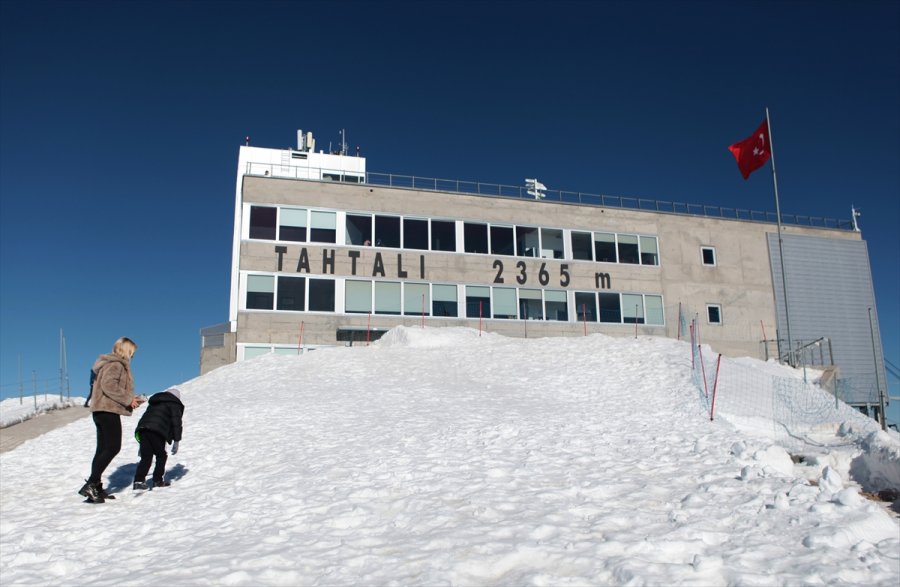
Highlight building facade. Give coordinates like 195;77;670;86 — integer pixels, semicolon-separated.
200;131;888;415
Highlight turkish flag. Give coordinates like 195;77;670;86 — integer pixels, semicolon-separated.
728;120;771;179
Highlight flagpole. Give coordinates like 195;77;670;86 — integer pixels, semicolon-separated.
766;107;793;365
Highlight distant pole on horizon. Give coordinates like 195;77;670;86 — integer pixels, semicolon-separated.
766;107;794;366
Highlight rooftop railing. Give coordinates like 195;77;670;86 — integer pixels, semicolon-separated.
245;162;855;230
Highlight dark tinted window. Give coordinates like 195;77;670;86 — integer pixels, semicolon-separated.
346;214;372;246
403;218;429;250
431;220;456;251
375;215;401;248
308;279;335;312
490;226;514;256
572;232;593;260
575;292;597;321
464;223;488;254
249;206;276;240
598;292;621;323
277;276;305;311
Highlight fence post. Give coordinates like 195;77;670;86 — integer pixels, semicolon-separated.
710;354;722;420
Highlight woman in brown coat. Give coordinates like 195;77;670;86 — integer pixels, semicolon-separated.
78;337;144;503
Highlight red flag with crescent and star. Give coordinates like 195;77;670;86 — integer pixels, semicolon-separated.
728;120;771;179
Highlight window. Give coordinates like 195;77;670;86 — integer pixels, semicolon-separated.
244;346;271;360
403;218;429;250
516;226;540;257
279;208;307;242
249;206;276;240
572;231;593;261
464;223;488;254
404;282;430;315
490;225;514;256
277;276;305;311
310;211;336;243
545;290;568;321
432;284;458;317
492;287;517;319
519;289;543;320
345;280;372;314
346;214;372;246
645;295;664;325
701;246;716;266
707;304;722;325
575;292;597;321
375;215;400;248
246;275;274;309
598;292;621;323
594;233;617;263
541;228;564;259
308;279;335;312
622;293;644;324
466;285;490;318
431;220;456;252
618;234;640;265
640;236;659;266
374;282;401;315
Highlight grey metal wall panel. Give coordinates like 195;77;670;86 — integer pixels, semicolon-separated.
767;233;886;405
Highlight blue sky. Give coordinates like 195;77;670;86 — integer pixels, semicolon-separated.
1;0;898;422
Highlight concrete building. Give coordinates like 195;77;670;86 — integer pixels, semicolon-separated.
200;130;888;418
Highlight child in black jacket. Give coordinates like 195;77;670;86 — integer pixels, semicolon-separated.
133;387;184;490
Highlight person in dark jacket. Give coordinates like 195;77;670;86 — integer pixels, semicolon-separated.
132;387;184;490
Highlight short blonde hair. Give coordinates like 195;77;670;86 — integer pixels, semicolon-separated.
112;337;138;360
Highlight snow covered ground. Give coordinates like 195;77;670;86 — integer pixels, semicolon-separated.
0;396;83;428
1;327;898;586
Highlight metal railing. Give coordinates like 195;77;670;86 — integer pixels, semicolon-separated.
244;163;855;230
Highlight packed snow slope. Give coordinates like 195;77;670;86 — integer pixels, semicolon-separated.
1;327;898;586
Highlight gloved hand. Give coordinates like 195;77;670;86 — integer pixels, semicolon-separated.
171;441;179;455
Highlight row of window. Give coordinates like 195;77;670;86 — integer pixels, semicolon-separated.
245;274;667;325
247;205;661;265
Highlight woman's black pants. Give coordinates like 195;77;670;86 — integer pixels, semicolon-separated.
88;411;121;484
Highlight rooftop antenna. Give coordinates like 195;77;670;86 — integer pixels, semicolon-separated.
339;129;348;156
525;178;547;200
851;205;862;232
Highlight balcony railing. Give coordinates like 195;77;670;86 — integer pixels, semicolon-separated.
244;163;855;230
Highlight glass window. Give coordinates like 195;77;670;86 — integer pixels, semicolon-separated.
310;211;336;243
701;246;716;266
707;304;722;324
490;225;514;256
464;222;488;254
277;276;305;311
346;214;372;246
374;282;401;315
279;208;307;242
594;233;617;263
599;292;621;323
492;287;517;319
545;290;568;321
249;206;276;240
516;226;540;257
308;278;335;312
345;280;372;314
640;236;659;266
433;284;458;317
618;235;640;264
622;293;644;324
572;231;593;261
403;218;429;250
246;275;274;310
431;220;456;252
466;285;490;318
519;289;543;320
404;282;430;315
541;228;564;259
244;346;271;360
375;215;400;248
645;295;664;325
575;292;597;322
